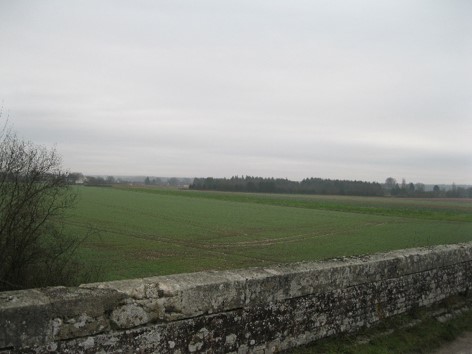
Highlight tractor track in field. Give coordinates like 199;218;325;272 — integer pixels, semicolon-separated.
64;219;392;262
211;221;390;248
63;219;278;265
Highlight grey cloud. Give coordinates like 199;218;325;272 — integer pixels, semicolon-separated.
1;0;471;183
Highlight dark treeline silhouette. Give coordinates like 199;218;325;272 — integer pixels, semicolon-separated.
190;176;384;196
385;178;472;198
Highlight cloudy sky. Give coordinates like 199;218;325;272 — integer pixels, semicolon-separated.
1;1;471;184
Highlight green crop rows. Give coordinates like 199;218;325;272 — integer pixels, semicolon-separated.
66;186;472;281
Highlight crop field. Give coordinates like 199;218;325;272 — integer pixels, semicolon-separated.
66;186;472;281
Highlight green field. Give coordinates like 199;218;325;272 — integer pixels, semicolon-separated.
67;186;472;281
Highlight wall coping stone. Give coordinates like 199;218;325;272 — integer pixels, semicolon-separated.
81;242;472;319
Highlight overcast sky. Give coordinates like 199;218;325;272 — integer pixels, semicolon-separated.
1;1;471;184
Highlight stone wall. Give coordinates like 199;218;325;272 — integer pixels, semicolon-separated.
1;242;472;353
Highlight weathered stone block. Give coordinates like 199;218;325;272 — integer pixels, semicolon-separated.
111;303;151;329
0;289;52;348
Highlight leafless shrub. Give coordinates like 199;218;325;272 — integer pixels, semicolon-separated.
0;112;96;291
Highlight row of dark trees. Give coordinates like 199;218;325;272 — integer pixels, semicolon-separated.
442;185;472;198
191;176;472;198
384;177;472;198
190;176;384;196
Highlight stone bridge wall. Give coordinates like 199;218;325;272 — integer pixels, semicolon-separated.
1;242;472;353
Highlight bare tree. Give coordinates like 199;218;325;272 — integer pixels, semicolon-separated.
384;177;397;190
0;115;89;291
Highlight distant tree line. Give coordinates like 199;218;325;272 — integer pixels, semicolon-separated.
442;184;472;198
144;176;193;187
191;176;472;198
384;177;472;198
66;173;193;188
190;176;384;196
66;172;471;198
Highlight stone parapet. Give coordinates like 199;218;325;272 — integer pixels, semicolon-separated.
1;242;472;353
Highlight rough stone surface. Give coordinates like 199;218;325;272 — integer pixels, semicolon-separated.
1;242;472;353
